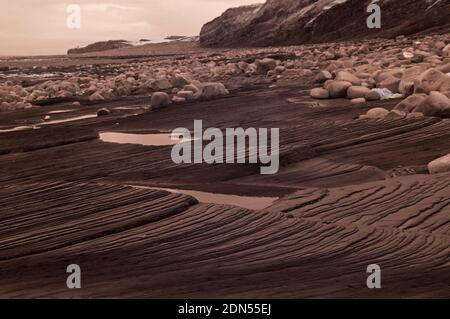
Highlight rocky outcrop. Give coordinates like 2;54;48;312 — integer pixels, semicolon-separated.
68;40;132;55
200;0;450;47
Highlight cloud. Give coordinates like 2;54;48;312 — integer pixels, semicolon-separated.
0;0;261;55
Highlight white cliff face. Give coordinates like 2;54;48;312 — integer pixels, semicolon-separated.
200;0;450;47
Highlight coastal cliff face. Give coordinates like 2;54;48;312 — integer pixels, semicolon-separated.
200;0;450;47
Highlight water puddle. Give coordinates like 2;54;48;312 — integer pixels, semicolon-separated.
100;132;188;146
40;114;97;125
48;109;75;114
129;185;278;210
0;125;39;133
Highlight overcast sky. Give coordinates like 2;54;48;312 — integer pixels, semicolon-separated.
0;0;260;56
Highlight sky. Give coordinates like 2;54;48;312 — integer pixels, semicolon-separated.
0;0;260;56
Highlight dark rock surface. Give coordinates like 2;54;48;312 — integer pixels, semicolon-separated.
200;0;450;47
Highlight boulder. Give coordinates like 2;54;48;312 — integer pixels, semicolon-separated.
177;90;195;100
350;98;366;104
256;58;277;74
365;90;381;101
88;92;105;102
314;70;332;83
151;92;171;109
378;76;401;93
335;71;361;86
385;110;406;120
170;74;190;88
428;154;450;174
200;82;229;99
366;108;389;120
310;88;329;99
150;78;173;91
414;68;446;93
399;66;427;95
394;94;427;112
326;80;352;98
172;96;186;103
347;86;371;99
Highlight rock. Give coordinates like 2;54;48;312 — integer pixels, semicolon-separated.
172;96;186;103
365;90;381;101
394;94;427;112
200;82;229;99
170;74;190;88
414;68;446;93
335;71;361;86
151;92;171;109
347;86;371;99
177;90;195;100
428;154;450;174
326;80;352;98
350;98;366;104
89;92;105;102
150;78;173;91
256;58;277;74
412;92;450;116
399;66;427;95
378;76;401;93
310;88;329;99
366;108;389;120
314;70;332;83
385;110;406;120
275;66;286;74
97;108;111;116
406;112;424;119
425;91;450;112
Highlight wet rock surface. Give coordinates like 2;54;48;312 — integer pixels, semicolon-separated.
0;32;449;299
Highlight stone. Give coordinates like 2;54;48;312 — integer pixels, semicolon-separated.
335;71;361;86
366;107;389;119
350;98;366;104
170;74;190;88
399;66;427;95
314;70;332;83
150;78;173;91
347;86;371;99
88;92;105;102
151;92;171;109
428;154;450;174
200;82;229;99
172;96;186;103
97;108;111;116
378;76;401;93
177;90;195;100
414;68;446;93
365;90;381;101
394;94;427;112
406;112;424;119
385;110;406;120
310;88;329;99
425;91;450;112
275;66;286;74
326;80;352;98
256;58;277;74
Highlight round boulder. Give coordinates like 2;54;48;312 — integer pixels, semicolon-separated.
151;92;171;110
366;107;389;120
326;80;352;98
310;88;329;99
347;86;371;99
